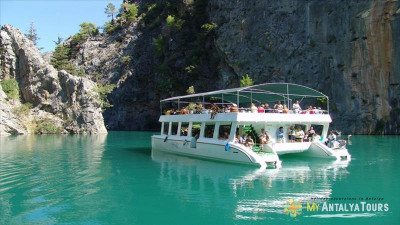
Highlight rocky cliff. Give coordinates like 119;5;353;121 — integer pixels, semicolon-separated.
0;25;107;135
8;0;399;135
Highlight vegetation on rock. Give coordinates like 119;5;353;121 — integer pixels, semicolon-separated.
240;74;254;87
34;118;63;134
94;84;116;110
0;78;20;100
12;103;32;117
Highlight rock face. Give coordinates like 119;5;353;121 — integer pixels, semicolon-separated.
0;25;107;135
0;84;28;135
25;0;399;135
100;0;399;134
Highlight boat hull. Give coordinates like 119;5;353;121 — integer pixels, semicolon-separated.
151;135;280;167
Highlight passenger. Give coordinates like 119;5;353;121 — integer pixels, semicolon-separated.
224;106;230;113
292;100;301;113
295;126;305;142
318;107;322;114
274;101;284;113
339;138;347;148
276;127;285;143
326;130;337;147
239;134;247;144
264;103;272;113
180;108;188;115
282;105;289;113
245;136;254;149
170;108;176;115
250;103;258;113
210;104;219;119
259;128;267;144
230;104;239;113
257;104;265;113
307;106;314;114
165;109;171;115
313;107;319;114
307;126;315;141
201;107;209;114
287;126;296;143
313;132;321;142
224;132;229;139
234;134;239;143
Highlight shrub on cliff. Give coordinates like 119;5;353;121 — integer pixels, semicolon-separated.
94;84;116;110
240;74;254;87
34;118;63;134
0;78;20;100
166;15;183;30
121;3;138;23
71;22;99;45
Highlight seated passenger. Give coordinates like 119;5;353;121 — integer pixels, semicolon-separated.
264;103;272;113
282;105;289;113
292;100;301;113
245;136;254;149
257;104;265;113
230;104;239;113
307;106;314;114
274;101;283;113
276;127;285;143
313;107;319;114
239;134;247;144
210;104;219;119
202;107;209;114
287;126;296;143
250;103;258;113
234;134;239;143
295;126;305;142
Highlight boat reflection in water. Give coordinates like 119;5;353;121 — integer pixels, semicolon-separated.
151;150;350;220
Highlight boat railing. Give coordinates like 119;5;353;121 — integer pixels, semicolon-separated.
162;108;329;115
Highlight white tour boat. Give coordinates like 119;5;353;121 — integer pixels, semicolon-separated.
151;83;351;167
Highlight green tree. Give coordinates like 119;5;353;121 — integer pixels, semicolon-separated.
240;74;254;87
78;22;98;39
121;3;138;22
105;3;118;22
94;84;116;110
51;44;69;70
25;22;39;46
166;15;183;30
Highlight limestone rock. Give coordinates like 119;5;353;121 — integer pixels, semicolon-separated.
0;24;107;134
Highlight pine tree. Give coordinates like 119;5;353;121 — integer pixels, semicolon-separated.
26;22;39;46
50;44;69;70
105;3;118;22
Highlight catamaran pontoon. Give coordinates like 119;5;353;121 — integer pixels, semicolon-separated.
151;83;351;167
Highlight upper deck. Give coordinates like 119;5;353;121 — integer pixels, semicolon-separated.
160;112;332;124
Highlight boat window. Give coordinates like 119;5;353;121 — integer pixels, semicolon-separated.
294;124;306;132
180;122;189;136
204;123;215;138
163;122;169;135
192;122;201;138
310;125;323;135
218;123;231;140
171;122;179;135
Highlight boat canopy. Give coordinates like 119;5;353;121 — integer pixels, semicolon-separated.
161;83;328;106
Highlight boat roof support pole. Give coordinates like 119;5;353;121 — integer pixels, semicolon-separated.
327;97;329;113
178;99;180;110
286;83;289;108
237;91;239;107
202;96;205;107
222;93;224;105
251;89;253;104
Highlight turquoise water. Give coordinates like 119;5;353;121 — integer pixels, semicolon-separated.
0;132;399;224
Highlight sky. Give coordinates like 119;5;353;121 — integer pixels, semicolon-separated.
0;0;123;52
